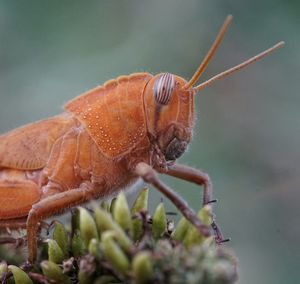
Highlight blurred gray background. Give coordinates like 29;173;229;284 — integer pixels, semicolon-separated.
0;1;299;283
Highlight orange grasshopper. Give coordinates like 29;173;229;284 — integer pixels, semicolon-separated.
0;16;283;262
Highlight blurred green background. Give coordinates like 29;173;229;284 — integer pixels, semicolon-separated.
0;0;299;283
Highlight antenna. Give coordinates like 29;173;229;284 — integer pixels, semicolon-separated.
183;15;233;89
194;41;285;92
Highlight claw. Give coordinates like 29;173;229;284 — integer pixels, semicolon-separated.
166;211;177;216
211;220;230;244
218;238;231;244
207;199;218;204
40;220;54;235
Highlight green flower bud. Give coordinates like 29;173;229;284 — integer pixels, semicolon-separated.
131;188;148;241
53;221;69;257
88;238;100;257
46;239;65;264
131;188;149;214
172;216;190;241
79;207;99;247
132;251;153;284
152;203;166;239
101;231;130;274
8;265;33;284
132;219;143;242
95;208;132;252
71;230;85;257
41;260;71;284
182;206;212;247
199;205;213;226
183;229;204;248
113;192;133;236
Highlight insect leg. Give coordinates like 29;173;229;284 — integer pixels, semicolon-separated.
0;218;27;247
0;218;49;251
134;162;210;237
161;164;214;205
160;163;226;243
0;236;26;248
0;217;27;231
27;187;94;263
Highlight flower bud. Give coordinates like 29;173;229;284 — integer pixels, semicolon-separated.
46;239;65;264
113;192;133;236
131;188;149;214
79;207;99;247
199;205;213;226
172;216;190;241
95;208;132;252
53;221;69;257
152;203;166;239
132;251;153;284
71;230;85;257
8;265;33;284
131;188;149;241
101;231;130;274
88;238;100;258
41;260;71;284
183;206;213;247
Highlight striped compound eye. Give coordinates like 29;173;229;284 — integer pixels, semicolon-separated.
153;73;175;105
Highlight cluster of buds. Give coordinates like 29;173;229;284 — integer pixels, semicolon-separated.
0;188;238;284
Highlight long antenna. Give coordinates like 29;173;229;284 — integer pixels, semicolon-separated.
194;41;285;92
183;15;233;90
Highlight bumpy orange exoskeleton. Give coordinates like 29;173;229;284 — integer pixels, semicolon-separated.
0;16;283;262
